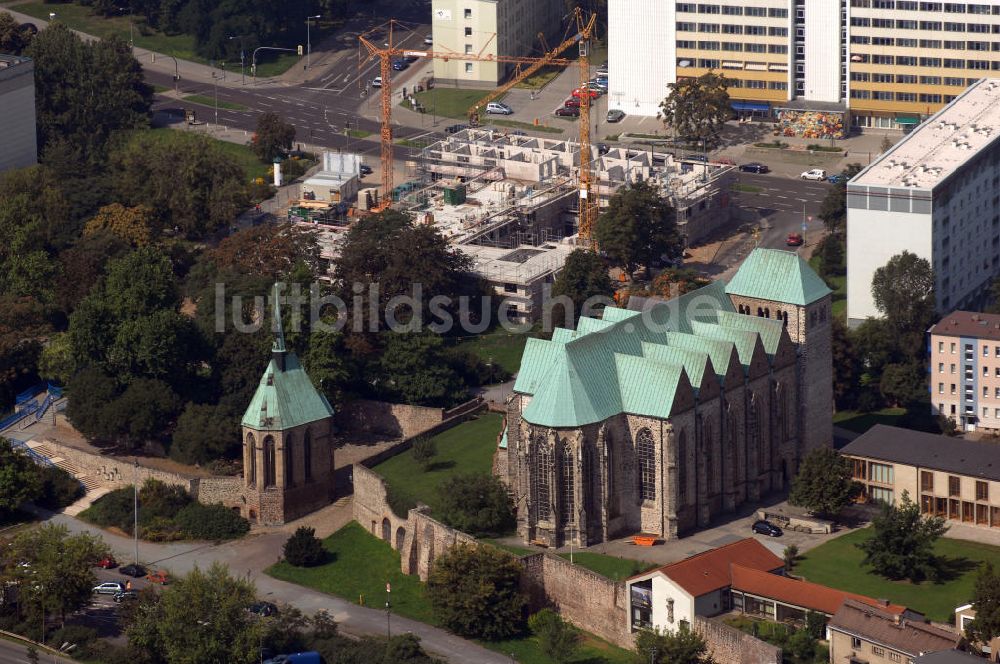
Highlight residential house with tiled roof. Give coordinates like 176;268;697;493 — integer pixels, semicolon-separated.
829;599;959;664
500;248;833;546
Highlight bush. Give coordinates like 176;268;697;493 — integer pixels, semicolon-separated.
385;484;417;519
138;479;192;520
46;624;98;652
410;437;437;472
528;609;580;664
174;502;249;540
139;515;185;542
283;527;326;567
81;487;135;532
436;473;515;537
35;466;84;510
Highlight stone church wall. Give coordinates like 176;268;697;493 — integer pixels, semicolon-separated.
193;477;244;506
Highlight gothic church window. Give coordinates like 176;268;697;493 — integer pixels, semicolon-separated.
304;429;312;481
264;436;276;487
246;433;256;486
561;443;575;524
677;430;688;506
637;428;656;501
532;436;553;522
285;434;294;487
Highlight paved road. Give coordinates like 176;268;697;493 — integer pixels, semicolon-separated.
0;637;73;664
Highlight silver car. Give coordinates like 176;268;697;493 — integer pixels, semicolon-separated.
92;582;124;595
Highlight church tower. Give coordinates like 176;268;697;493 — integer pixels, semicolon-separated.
725;249;834;454
241;285;336;525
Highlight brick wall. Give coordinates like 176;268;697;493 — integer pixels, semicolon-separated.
520;552;633;649
693;617;782;664
337;400;448;440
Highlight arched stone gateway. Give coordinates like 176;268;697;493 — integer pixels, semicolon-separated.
395;527;406;552
381;517;391;542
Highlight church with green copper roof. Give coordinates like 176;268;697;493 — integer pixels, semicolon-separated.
499;248;832;546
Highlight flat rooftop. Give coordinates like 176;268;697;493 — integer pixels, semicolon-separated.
458;242;575;285
852;78;1000;190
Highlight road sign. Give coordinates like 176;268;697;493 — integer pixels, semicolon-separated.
807;215;813;222
802;222;807;232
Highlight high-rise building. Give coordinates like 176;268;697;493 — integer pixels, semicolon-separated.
608;0;1000;134
431;0;563;88
846;78;1000;326
0;55;37;173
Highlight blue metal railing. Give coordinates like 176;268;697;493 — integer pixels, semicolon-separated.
0;400;39;432
9;439;54;468
15;384;44;405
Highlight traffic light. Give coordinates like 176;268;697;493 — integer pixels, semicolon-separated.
297;44;303;56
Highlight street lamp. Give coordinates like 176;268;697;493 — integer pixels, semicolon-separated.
228;34;248;85
306;15;321;70
118;6;133;48
211;71;220;126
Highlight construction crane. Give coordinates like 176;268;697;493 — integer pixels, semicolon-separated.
358;9;600;244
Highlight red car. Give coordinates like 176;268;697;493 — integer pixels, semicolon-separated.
97;556;117;569
555;106;580;117
786;233;804;247
146;570;170;585
571;88;600;99
563;98;580;108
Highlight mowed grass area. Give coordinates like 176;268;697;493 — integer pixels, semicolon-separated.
483;541;656;582
181;94;248;111
268;522;636;664
146;127;269;182
412;88;497;120
372;412;504;515
796;528;997;622
832;407;906;433
12;1;302;76
452;327;531;375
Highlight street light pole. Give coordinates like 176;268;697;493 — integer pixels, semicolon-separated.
251;46;297;85
212;71;219;127
228;35;247;85
306;15;321;70
133;459;139;565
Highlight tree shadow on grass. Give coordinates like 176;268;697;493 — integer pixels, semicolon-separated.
425;460;456;472
933;555;979;583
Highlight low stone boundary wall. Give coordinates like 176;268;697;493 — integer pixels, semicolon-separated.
34;439;198;493
339;397;483;441
695;617;782;664
194;476;244;505
756;508;833;534
357;398;486;469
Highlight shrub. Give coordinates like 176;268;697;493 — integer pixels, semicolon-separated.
138;479;192;520
81;487;135;532
436;473;515;537
46;624;98;652
410;437;437;472
385;484;417;519
35;466;84;510
174;502;249;540
139;515;185;542
283;527;326;567
528;609;580;663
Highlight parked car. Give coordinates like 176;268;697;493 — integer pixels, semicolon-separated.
371;76;382;88
391;59;408;71
403;53;419;63
597;143;610;155
444;123;467;134
800;168;827;180
786;233;804;247
263;653;322;664
751;520;783;537
97;556;117;569
571;88;600;99
827;173;848;184
555;106;580;117
485;102;513;115
563;98;580;108
93;582;125;595
146;570;169;585
113;590;138;603
359;164;372;176
119;564;147;578
249;601;279;618
588;79;608;91
606;109;625;123
596;65;609;77
685;155;708;162
423;34;433;45
739;162;770;174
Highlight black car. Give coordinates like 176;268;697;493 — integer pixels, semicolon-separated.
119;564;147;577
113;590;138;603
444;124;467;134
596;143;610;156
359;164;372;176
751;520;783;537
248;601;279;617
739;162;770;174
391;59;408;71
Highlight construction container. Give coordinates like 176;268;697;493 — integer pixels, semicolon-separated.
442;184;467;205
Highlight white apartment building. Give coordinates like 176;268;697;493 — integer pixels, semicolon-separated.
609;0;1000;135
0;55;37;173
431;0;563;88
846;78;1000;326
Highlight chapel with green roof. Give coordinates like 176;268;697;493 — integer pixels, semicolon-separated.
499;248;832;546
239;286;336;525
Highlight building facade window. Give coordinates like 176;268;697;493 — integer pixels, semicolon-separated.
246;433;256;486
532;436;553;522
285;434;294;487
921;471;934;492
869;462;893;484
303;429;312;481
637;428;656;502
264;435;276;487
677;430;688;506
977;480;989;501
561;443;575;524
949;475;961;496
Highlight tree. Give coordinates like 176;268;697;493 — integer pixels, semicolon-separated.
635;623;714;664
658;71;731;149
784;545;799;574
83;203;158;247
169;402;240;465
0;13;34;54
411;436;438;471
126;562;261;664
832;320;861;410
54;229;129;315
817;164;862;235
436;473;516;537
65;365;121;441
283;526;326;567
38;332;76;387
857;491;949;582
528;609;580;664
0;437;42;519
879;361;927;407
551;249;614;323
427;543;526;640
788;447;861;519
815;234;845;278
871;251;934;331
102;378;182;451
967;562;1000;645
8;523;110;626
595;181;681;277
252;112;296;162
642;268;710;299
0;294;49;406
377;332;467;407
212;223;321;278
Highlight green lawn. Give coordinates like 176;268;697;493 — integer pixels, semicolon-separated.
488;119;564;134
796;528;997;622
734;184;764;193
347;128;372;139
452;327;531;375
269;522;635;664
832;407;906;433
12;1;302;76
146;127;269;182
373;412;504;516
483;541;655;582
413;88;498;120
181;94;248;111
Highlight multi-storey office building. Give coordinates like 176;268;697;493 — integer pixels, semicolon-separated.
431;0;563;87
0;55;37;173
846;78;1000;326
609;0;1000;133
927;310;1000;431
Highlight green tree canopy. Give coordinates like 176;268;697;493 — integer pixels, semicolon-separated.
788;447;861;519
170;402;240;465
528;609;581;664
858;491;949;582
967;562;1000;645
831;320;862;410
595;180;681;277
252;112;296;162
871;251;935;331
427;543;526;640
283;526;326;567
879;361;927;407
376;332;467;407
436;473;516;537
0;438;43;519
551;249;614;324
658;71;731;149
0;13;35;54
635;623;714;664
818;163;863;234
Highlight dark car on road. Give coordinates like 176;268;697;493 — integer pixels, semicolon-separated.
555;106;580;117
119;564;147;578
606;109;625;123
391;59;408;71
359;164;372;176
113;590;138;603
444;124;468;134
751;520;783;537
739;162;770;173
249;601;279;618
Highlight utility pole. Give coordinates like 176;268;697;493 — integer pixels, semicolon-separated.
228;35;247;85
306;15;321;70
212;71;219;127
385;582;391;640
133;459;139;565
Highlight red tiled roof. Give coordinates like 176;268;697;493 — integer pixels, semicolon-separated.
929;310;1000;341
730;565;908;616
641;538;784;597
